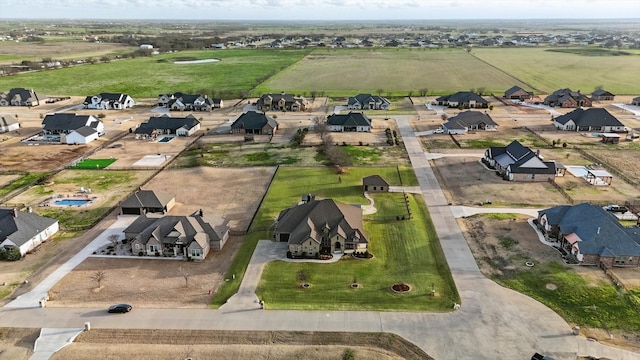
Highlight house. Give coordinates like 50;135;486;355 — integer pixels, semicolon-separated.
631;97;640;106
0;88;39;107
83;92;135;110
41;113;104;144
0;114;19;133
120;190;176;215
553;108;625;132
135;115;201;139
543;88;592;108
326;112;371;132
537;203;640;267
256;93;307;112
483;140;557;181
436;92;489;109
504;86;533;100
591;89;615;101
124;211;230;260
274;198;369;257
347;94;390;110
363;175;389;193
65;126;99;145
230;111;278;135
0;207;59;257
157;93;223;111
442;111;498;135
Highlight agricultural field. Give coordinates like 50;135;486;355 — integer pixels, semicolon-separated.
0;49;311;98
472;47;640;95
255;48;533;97
0;41;133;65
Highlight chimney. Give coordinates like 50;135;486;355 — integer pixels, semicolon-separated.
597;227;600;234
536;149;540;156
199;209;203;217
12;208;18;218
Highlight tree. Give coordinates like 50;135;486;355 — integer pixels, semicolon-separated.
376;89;384;96
313;116;329;146
179;266;190;288
419;88;428;97
0;247;21;261
477;87;486;95
296;269;309;284
107;234;119;248
91;270;106;289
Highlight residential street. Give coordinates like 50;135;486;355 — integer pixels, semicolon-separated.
1;116;639;359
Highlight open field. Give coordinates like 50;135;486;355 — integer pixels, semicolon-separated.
472;47;640;95
0;49;311;98
255;48;533;96
0;41;134;65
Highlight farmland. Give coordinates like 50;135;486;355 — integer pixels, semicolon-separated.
0;49;311;98
472;47;640;95
254;48;533;97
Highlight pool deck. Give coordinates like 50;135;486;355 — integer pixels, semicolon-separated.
41;195;96;208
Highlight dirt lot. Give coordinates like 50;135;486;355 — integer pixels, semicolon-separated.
50;329;428;360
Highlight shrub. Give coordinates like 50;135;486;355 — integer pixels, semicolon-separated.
342;348;356;360
0;247;22;261
97;113;106;119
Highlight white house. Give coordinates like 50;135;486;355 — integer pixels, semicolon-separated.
83;93;135;110
326;112;372;132
0;114;19;132
0;208;59;257
65;126;100;145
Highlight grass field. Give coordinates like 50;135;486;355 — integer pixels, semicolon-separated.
0;49;310;98
471;47;640;95
69;158;117;169
254;48;533;97
0;172;49;199
498;261;640;333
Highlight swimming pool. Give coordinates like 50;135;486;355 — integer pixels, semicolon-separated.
158;136;174;143
54;199;91;206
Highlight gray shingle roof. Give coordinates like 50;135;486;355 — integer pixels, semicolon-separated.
436;91;488;104
0;208;57;247
363;175;389;187
554;108;623;127
120;190;174;209
276;199;367;246
135;115;200;134
42;113;99;132
231;111;278;130
444;111;496;129
327;112;371;127
124;214;227;246
538;203;640;257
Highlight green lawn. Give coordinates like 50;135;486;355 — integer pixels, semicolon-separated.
0;49;311;98
255;48;532;97
0;172;49;199
69;158;117;169
256;192;457;311
498;261;640;333
211;166;457;311
472;47;640;95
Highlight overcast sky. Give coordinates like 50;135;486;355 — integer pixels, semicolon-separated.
1;0;639;20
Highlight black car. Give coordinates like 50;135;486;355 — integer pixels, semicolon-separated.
107;303;132;313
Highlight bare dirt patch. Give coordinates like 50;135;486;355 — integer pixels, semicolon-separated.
51;329;431;360
144;167;276;232
0;328;40;360
47;241;240;309
432;156;567;207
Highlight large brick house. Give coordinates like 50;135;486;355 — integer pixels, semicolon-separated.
256;93;307;112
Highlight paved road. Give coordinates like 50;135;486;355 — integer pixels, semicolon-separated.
2;117;640;360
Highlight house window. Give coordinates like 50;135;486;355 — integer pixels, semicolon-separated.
615;256;627;264
149;245;159;253
191;249;202;257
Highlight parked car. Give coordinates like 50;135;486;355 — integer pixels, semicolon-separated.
107;303;132;313
603;205;628;213
433;128;444;134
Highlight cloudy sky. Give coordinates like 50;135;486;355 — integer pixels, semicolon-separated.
1;0;639;20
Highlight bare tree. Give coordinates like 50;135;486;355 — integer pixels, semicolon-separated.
477;87;486;95
179;266;190;288
376;89;384;96
107;234;119;248
91;270;106;289
313;116;329;145
419;88;429;97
